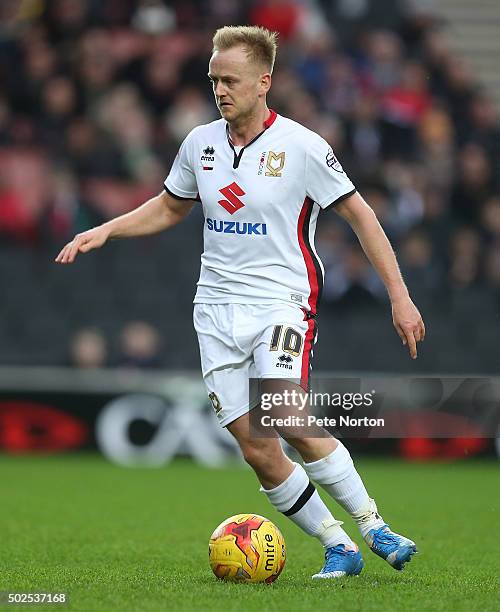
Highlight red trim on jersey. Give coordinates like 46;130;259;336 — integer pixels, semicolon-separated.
297;197;319;313
264;109;277;129
300;318;316;391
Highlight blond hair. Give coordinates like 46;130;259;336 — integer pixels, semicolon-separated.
212;25;278;73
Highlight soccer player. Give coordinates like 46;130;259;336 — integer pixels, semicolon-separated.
56;26;425;579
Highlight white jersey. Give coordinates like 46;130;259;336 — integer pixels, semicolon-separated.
164;111;355;314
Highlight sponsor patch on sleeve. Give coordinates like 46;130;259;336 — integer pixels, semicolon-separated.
326;147;344;173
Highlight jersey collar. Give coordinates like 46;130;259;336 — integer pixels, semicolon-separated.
263;109;277;129
226;109;278;169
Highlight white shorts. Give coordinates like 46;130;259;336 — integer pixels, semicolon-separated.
193;303;317;427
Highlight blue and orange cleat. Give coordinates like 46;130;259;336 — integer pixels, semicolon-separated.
312;544;364;579
364;524;417;570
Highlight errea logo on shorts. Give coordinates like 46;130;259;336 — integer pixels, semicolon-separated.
276;354;293;370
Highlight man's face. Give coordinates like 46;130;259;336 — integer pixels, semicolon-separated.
208;46;270;123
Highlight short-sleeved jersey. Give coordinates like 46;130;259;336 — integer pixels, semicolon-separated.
164;111;355;314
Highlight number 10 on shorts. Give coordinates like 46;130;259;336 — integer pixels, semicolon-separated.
269;325;303;357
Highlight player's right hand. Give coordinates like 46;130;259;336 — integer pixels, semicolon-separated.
55;225;110;264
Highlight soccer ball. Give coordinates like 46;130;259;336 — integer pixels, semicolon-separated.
208;513;286;583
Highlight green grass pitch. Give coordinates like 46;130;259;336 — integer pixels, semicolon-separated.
1;455;499;611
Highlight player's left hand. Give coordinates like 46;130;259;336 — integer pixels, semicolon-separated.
391;297;425;359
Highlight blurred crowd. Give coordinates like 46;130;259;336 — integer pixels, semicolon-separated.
0;0;499;368
70;320;162;368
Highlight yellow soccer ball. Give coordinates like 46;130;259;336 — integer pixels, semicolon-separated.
208;513;286;583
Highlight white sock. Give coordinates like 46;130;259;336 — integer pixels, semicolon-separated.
304;442;385;538
261;463;355;549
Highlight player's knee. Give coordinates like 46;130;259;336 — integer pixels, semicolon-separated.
240;439;283;471
286;435;335;459
285;437;315;455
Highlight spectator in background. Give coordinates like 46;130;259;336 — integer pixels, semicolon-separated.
0;96;13;145
450;143;494;226
321;54;361;118
250;0;303;41
447;227;482;291
39;75;79;152
385;163;425;236
131;0;175;35
480;196;500;243
365;30;403;91
466;94;500;171
0;176;35;244
44;0;90;47
69;327;108;368
12;36;58;116
78;29;118;107
285;88;320;131
417;104;455;193
295;31;336;98
380;60;431;159
328;244;386;312
400;229;441;308
64;116;128;179
484;244;500;305
41;168;79;241
117;321;162;369
440;56;475;131
137;50;179;115
344;93;383;177
165;85;216;141
96;83;163;184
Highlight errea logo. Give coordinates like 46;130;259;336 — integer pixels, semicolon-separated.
276;353;293;369
201;146;215;170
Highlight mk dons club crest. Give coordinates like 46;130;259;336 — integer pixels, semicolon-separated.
265;151;286;177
